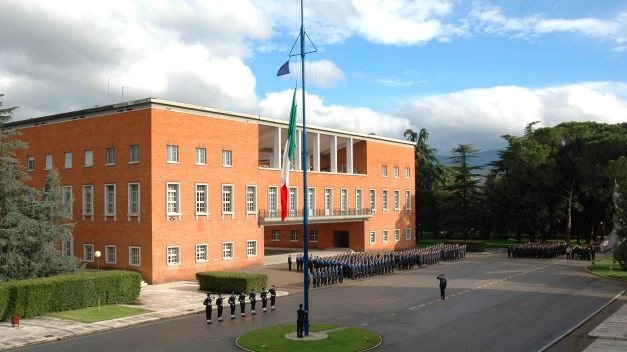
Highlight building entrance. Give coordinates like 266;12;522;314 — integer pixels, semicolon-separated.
333;231;349;247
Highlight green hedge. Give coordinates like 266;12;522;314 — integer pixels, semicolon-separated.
0;270;141;320
196;271;267;293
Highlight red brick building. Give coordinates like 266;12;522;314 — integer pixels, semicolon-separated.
6;98;416;284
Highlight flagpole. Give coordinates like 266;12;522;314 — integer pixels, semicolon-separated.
299;0;311;337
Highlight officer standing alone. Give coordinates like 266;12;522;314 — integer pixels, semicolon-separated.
437;274;447;300
296;304;308;338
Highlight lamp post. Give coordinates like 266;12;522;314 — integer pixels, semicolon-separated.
94;250;101;271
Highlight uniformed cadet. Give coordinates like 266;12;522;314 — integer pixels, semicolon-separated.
203;293;212;324
260;287;268;312
437;274;447;300
216;293;224;322
249;290;257;315
238;291;247;317
228;292;236;319
269;285;277;310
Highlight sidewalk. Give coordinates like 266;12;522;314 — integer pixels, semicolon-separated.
1;249;626;352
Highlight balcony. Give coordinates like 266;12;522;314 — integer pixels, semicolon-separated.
259;208;373;225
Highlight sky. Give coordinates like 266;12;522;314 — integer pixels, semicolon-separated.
1;0;626;152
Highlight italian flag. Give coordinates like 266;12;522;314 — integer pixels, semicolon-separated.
281;89;298;221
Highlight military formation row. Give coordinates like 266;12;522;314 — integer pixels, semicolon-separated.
202;286;277;324
507;242;568;259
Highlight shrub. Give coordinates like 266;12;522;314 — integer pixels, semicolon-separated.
613;240;627;271
196;271;267;293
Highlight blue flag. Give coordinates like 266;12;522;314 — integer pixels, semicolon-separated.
277;60;290;76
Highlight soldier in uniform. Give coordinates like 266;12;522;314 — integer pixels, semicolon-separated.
296;304;308;338
437;274;447;300
228;292;237;319
288;254;293;271
202;293;213;324
260;287;268;312
216;293;224;322
238;291;247;317
249;290;257;315
269;285;277;311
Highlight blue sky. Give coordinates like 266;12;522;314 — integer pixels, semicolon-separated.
1;0;625;152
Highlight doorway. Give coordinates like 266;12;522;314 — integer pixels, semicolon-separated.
333;231;349;248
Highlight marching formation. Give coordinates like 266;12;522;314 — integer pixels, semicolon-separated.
507;242;567;259
202;285;277;324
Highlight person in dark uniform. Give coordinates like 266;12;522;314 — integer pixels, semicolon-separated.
216;293;224;322
437;274;447;300
238;291;247;317
249;290;257;315
288;254;293;271
203;293;213;324
296;304;308;338
228;292;237;319
269;285;277;311
260;287;268;312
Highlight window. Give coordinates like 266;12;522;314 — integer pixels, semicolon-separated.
290;230;298;241
394;190;400;211
104;184;116;216
167;246;180;265
167;183;180;215
222;185;233;214
105;245;117;264
246;240;257;257
222;150;232;167
82;185;93;216
62;186;72;219
405;190;412;211
369;231;376;244
268;186;278;218
84;244;94;262
310;230;319;242
340;188;348;215
307;188;315;216
394;166;399;178
406;228;412;241
394;229;401;242
166;145;178;163
84;149;93;167
129;246;141;266
382;230;389;243
129;144;140;163
405;167;411;179
288;187;297;217
382;190;388;211
128;183;140;216
196;147;206;165
381;165;387;177
196;184;208;215
27;156;35;171
324;188;332;216
355;189;362;215
246;185;257;214
64;152;72;169
369;189;376;212
271;229;280;241
105;147;116;165
62;236;73;257
45;154;53;170
196;244;208;262
222;242;234;260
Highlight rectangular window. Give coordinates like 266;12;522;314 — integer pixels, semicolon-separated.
83;185;94;216
62;238;72;257
196;244;208;262
406;228;412;241
105;245;117;264
222;242;234;260
290;230;298;241
381;165;387;177
129;246;141;266
246;185;257;214
105;147;116;165
310;230;319;242
340;188;348;215
104;184;116;216
382;190;388;211
84;149;93;167
394;190;400;211
62;186;73;219
324;188;332;215
27;156;35;171
394;166;399;178
271;229;280;241
129;144;140;163
222;185;233;214
64;152;72;169
369;189;376;212
355;189;362;215
196;184;208;215
405;190;412;210
288;187;297;217
84;244;94;262
128;183;140;216
222;150;232;167
196;147;206;165
405;167;411;179
45;154;53;170
246;240;257;257
308;188;315;216
167;246;180;265
382;230;389;243
167;183;180;215
268;186;278;218
394;229;401;242
369;231;376;244
167;145;178;163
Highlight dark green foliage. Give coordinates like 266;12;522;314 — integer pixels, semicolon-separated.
613;240;627;271
196;271;267;293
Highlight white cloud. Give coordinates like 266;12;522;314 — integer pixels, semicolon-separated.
284;60;345;87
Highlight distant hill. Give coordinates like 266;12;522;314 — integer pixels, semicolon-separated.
438;149;501;170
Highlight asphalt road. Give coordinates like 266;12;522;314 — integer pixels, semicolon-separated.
16;254;625;352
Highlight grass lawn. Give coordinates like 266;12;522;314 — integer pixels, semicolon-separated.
588;257;627;281
236;324;381;352
49;305;152;323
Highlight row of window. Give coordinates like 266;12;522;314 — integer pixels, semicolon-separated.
59;182;412;220
269;228;413;243
382;165;411;179
80;241;258;266
26;145;233;171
